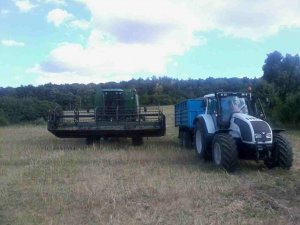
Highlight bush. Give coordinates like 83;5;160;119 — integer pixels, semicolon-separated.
275;92;300;126
0;97;58;125
0;110;9;126
32;117;47;126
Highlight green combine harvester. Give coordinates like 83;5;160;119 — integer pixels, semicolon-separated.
48;89;166;145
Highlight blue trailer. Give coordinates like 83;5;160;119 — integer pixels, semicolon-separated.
175;98;205;148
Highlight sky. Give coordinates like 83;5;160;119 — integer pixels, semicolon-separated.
1;0;300;87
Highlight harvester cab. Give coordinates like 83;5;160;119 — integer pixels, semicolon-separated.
94;89;139;121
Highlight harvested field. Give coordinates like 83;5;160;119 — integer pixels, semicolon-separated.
0;105;299;225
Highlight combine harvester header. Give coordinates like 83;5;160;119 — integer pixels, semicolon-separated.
48;88;166;145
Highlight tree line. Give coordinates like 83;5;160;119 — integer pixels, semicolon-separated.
0;51;299;127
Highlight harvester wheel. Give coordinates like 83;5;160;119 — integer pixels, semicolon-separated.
212;133;239;172
132;137;143;146
194;123;211;160
264;133;293;169
86;137;100;145
86;137;94;145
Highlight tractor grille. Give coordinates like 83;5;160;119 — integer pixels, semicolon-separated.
250;121;272;142
250;121;271;133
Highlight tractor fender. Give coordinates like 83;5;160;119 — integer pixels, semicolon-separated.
193;115;216;134
215;129;232;134
272;128;285;133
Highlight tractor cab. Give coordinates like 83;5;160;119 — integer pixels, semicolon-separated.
214;92;266;129
215;92;249;128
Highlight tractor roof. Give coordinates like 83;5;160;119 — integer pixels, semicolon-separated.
204;92;250;98
216;92;249;97
102;89;124;92
204;93;215;98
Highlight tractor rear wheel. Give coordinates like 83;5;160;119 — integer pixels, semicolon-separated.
264;133;293;169
212;133;239;172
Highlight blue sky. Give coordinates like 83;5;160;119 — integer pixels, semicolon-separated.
1;0;300;87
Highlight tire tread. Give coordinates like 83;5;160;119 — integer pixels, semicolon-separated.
274;133;293;169
213;133;239;172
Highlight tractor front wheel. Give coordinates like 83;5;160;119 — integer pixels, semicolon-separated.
264;133;293;169
212;133;239;172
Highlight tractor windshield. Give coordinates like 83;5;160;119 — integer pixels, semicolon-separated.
220;96;248;122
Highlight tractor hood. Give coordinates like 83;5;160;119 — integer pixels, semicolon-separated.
229;113;273;144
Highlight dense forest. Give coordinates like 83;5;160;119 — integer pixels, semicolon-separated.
0;51;299;127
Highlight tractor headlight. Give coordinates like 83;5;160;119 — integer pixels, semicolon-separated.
255;133;262;139
255;133;272;141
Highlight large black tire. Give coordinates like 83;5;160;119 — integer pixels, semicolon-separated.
264;133;293;169
86;137;93;145
183;131;192;149
194;121;212;161
212;133;239;172
86;137;100;145
179;131;184;147
132;137;144;146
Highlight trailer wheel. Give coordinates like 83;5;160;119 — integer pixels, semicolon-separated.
183;131;192;149
132;137;143;146
212;133;239;172
194;123;211;160
179;130;184;147
264;133;293;169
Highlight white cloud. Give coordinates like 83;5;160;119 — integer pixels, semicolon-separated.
46;8;90;30
34;0;300;84
213;0;300;40
46;0;66;5
1;39;25;47
47;8;74;27
70;20;90;30
14;0;36;12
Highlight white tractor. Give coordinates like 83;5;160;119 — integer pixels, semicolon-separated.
194;92;293;172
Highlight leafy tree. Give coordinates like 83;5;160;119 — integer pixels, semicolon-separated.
0;109;9;126
262;51;300;100
261;51;300;125
0;68;299;127
262;51;283;84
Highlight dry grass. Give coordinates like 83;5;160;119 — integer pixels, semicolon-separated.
0;105;299;225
